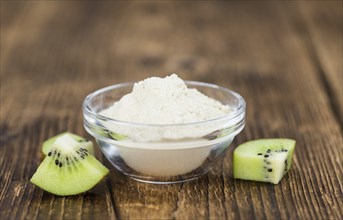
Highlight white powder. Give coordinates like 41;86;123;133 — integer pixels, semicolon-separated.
100;74;231;142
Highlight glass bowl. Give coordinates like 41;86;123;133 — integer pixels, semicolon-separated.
83;81;246;184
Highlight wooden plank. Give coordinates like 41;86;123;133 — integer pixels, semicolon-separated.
1;1;342;220
1;2;127;220
296;1;343;123
166;2;343;219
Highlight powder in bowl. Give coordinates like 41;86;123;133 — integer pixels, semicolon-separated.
100;74;232;142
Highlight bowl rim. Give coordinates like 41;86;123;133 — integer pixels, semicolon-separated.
83;80;246;128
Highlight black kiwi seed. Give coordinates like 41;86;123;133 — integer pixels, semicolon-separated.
266;162;271;165
257;153;262;155
48;152;52;157
78;139;88;142
55;160;59;165
76;150;80;154
264;155;269;158
268;168;273;172
59;162;63;167
84;152;88;156
57;153;60;157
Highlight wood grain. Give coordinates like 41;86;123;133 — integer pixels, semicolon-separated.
296;1;343;124
1;1;342;220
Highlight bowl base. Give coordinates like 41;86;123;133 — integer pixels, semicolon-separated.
121;165;214;184
129;175;202;184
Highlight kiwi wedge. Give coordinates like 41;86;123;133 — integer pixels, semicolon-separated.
233;139;296;184
30;134;109;196
42;132;94;156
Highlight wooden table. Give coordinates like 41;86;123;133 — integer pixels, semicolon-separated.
1;1;342;219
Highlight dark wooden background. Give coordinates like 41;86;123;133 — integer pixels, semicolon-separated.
1;1;342;220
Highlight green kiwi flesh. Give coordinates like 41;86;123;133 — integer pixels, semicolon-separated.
31;134;109;196
233;139;296;184
108;131;126;141
42;132;94;156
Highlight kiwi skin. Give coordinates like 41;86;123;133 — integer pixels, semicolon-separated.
233;138;296;184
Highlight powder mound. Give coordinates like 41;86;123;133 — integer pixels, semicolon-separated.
101;74;231;124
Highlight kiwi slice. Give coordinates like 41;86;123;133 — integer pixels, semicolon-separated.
233;139;296;184
42;132;94;156
108;131;126;141
30;134;109;196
